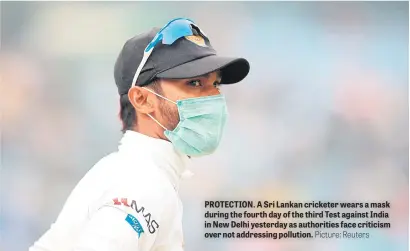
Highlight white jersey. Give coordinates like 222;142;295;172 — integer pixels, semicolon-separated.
29;130;192;251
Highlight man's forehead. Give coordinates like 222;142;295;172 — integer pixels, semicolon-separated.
197;71;222;80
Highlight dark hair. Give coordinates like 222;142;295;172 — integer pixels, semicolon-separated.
119;79;162;133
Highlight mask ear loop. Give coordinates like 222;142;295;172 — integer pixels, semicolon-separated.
146;113;168;131
142;87;177;105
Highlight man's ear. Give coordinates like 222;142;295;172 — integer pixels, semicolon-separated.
128;86;155;114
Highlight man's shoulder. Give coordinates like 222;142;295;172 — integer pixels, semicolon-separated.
83;151;181;241
90;151;157;181
89;150;177;208
89;153;178;236
92;150;157;172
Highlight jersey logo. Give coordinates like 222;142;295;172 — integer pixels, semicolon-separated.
125;214;144;238
112;197;159;234
113;198;130;207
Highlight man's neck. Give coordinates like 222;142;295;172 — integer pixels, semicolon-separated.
131;123;169;142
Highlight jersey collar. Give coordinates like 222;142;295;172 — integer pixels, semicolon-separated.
118;130;193;190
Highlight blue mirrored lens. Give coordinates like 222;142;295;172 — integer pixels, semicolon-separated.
145;18;196;52
161;19;194;44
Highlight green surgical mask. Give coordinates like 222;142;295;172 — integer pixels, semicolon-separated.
143;87;228;157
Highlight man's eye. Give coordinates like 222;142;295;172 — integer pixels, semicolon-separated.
214;81;221;89
187;80;202;87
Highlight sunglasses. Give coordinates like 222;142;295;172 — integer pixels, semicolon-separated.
130;18;208;89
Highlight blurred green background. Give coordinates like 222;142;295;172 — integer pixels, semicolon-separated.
1;2;408;251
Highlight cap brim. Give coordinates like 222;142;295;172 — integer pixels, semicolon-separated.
156;55;250;84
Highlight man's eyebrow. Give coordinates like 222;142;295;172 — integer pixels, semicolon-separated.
201;73;211;78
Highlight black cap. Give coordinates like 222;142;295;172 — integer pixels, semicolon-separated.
114;26;250;95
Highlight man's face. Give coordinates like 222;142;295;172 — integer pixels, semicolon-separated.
153;71;222;131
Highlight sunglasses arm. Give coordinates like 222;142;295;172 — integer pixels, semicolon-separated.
131;48;153;89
